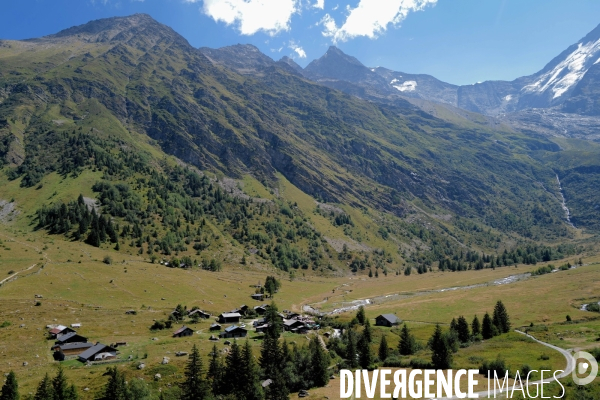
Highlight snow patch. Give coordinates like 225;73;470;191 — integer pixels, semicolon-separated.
392;80;417;92
370;68;376;72
595;57;600;65
504;95;513;102
522;38;600;99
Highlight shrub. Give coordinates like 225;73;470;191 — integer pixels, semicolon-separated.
103;256;113;265
480;356;508;377
0;321;10;328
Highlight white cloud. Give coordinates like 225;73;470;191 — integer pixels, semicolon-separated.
313;0;324;9
288;40;306;58
202;0;299;36
321;0;437;42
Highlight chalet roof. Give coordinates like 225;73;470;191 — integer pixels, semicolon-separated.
173;326;193;335
224;325;247;333
253;304;269;310
49;325;68;334
52;342;94;351
284;319;305;327
377;314;401;324
189;309;209;315
56;332;87;343
220;312;242;318
79;343;117;361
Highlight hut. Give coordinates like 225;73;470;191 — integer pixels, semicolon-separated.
375;314;401;327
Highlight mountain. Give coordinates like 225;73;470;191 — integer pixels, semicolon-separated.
303;25;600;119
199;44;275;75
1;13;598;259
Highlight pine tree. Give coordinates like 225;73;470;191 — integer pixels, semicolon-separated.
207;344;224;396
224;341;242;396
398;324;416;356
450;318;458;332
101;367;127;400
260;334;281;380
362;319;372;344
492;300;511;333
0;371;19;400
34;374;54;400
240;341;263;400
182;344;207;400
264;302;282;339
456;316;470;343
52;366;78;400
265;369;289;400
471;315;481;337
356;306;366;325
482;312;495;339
345;329;359;368
358;334;373;369
429;324;452;370
378;335;389;362
310;336;329;387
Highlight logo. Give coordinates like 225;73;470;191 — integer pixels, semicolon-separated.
572;351;598;386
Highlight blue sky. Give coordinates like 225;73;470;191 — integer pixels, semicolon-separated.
1;0;600;85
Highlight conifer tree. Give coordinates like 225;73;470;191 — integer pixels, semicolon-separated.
471;315;481;337
378;335;389;362
492;300;511;333
456;316;471;343
362;319;372;344
345;329;359;368
260;334;281;380
356;306;366;325
310;336;330;387
450;318;458;332
34;374;54;400
358;334;373;369
224;341;242;397
264;302;282;339
207;344;224;396
0;371;19;400
240;341;263;400
182;344;207;400
52;366;78;400
398;324;416;356
100;367;127;400
265;369;289;400
482;312;495;339
430;324;452;370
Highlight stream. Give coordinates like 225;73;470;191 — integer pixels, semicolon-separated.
556;174;575;228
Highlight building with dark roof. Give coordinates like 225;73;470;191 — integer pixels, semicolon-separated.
172;326;194;338
78;343;118;363
218;312;242;323
375;314;401;327
55;332;88;345
51;342;94;356
219;325;248;339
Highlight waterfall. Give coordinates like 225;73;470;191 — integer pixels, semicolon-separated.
556;174;575;228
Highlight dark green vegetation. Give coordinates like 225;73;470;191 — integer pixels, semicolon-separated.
0;15;597;258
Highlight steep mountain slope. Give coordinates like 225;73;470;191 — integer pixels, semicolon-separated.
0;14;589;245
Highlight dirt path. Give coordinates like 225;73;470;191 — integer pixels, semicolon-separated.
0;263;37;285
438;330;576;400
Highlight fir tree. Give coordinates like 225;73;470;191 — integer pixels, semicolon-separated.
34;374;54;400
345;329;359;369
492;300;511;333
52;366;77;400
264;302;282;339
310;336;330;387
224;341;242;396
398;324;416;356
265;370;289;400
456;316;470;343
378;335;389;362
207;344;224;396
356;306;366;325
471;315;481;337
482;312;495;339
100;367;127;400
358;334;373;369
362;319;372;344
240;341;263;400
182;344;207;400
0;371;19;400
430;324;452;369
260;334;281;380
450;318;458;332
